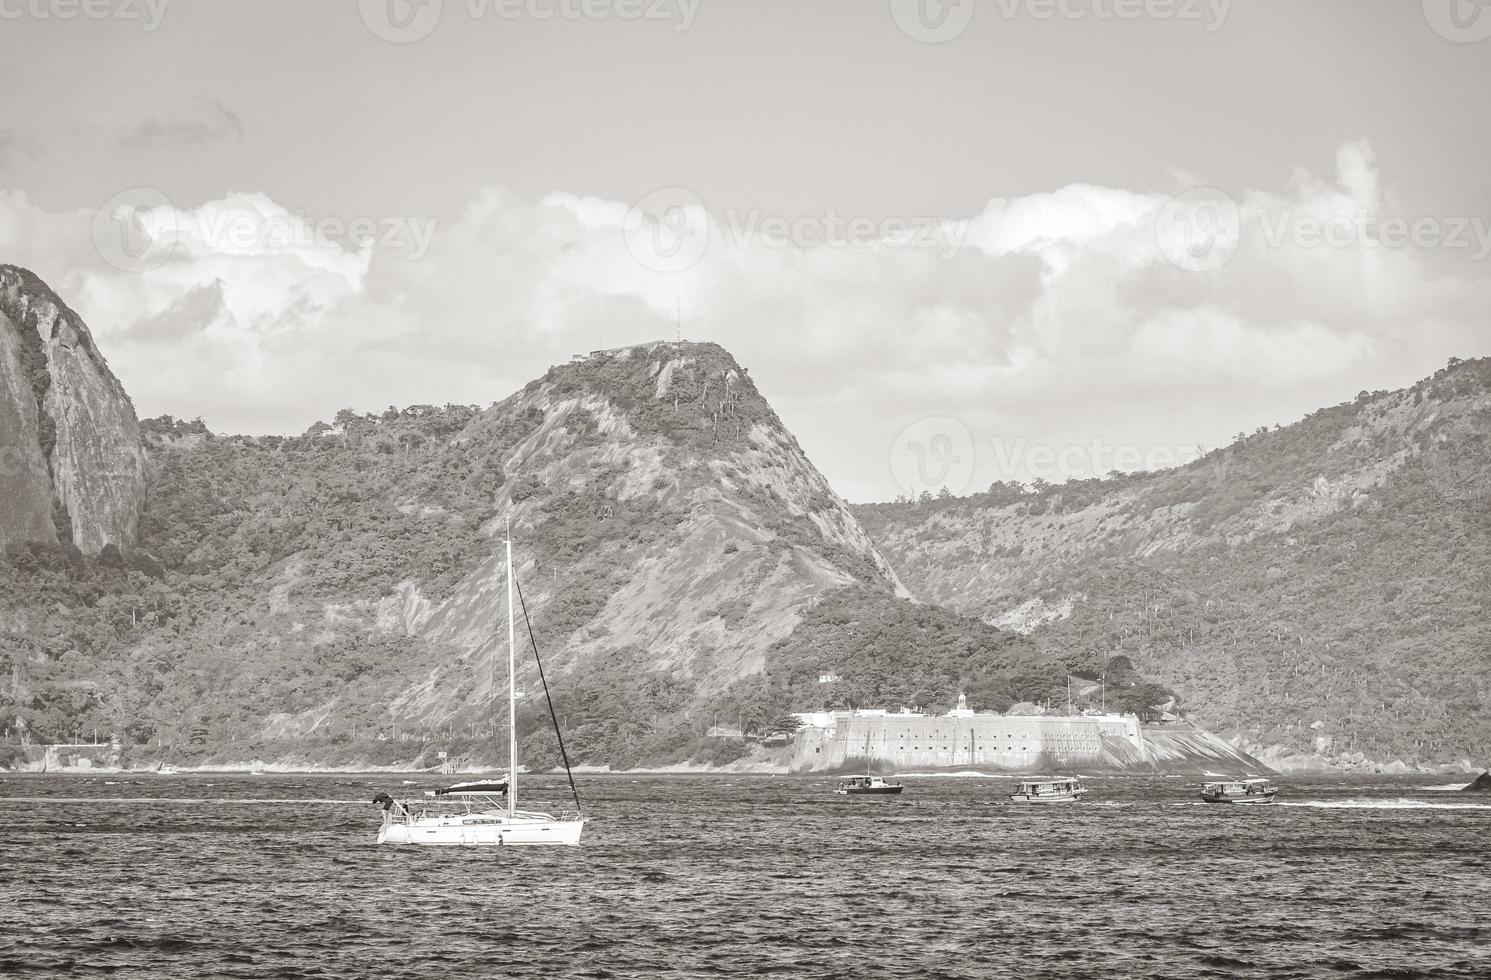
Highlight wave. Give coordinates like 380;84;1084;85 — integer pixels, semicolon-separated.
1277;798;1491;810
4;797;365;805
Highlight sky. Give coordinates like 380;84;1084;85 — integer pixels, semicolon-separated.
1;0;1489;501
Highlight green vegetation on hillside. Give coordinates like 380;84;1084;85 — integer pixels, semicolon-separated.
703;586;1174;734
0;342;902;769
855;357;1491;766
1;404;522;752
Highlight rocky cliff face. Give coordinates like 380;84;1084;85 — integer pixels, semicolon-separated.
0;266;145;554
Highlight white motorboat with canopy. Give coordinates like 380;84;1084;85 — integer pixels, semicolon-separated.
373;530;584;846
1009;776;1089;803
834;733;904;795
835;775;903;795
1200;777;1278;805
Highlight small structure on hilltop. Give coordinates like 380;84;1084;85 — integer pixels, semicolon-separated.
1461;771;1491;792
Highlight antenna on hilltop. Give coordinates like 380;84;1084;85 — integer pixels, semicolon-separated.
675;294;682;344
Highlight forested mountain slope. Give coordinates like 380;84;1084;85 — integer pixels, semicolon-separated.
855;358;1491;769
3;303;952;767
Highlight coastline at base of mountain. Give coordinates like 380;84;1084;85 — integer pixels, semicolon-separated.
3;740;1479;777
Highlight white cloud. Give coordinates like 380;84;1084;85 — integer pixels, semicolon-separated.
3;139;1487;500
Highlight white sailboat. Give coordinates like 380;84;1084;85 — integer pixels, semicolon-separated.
373;531;585;846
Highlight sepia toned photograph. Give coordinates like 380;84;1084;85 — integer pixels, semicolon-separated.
2;2;1489;977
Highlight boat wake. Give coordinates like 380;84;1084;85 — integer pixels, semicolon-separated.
1276;799;1491;810
4;797;365;805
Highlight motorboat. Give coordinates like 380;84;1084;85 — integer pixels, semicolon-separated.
835;775;904;796
836;732;904;796
1200;777;1278;804
1009;776;1088;803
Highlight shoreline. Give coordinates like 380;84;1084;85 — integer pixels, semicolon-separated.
5;763;1483;779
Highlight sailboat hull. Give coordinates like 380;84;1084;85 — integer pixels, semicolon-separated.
378;812;584;846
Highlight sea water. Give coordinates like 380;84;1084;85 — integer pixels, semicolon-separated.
3;773;1488;978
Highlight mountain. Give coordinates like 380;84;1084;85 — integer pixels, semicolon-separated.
0;265;145;555
9;267;1477;774
854;357;1491;771
7;285;975;769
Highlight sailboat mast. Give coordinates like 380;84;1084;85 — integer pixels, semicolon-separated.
507;533;517;817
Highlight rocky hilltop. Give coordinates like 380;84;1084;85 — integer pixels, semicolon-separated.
0;265;145;555
855;358;1491;771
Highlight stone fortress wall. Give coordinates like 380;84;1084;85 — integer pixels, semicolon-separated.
788;697;1263;774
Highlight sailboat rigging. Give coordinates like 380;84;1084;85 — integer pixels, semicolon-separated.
372;529;585;845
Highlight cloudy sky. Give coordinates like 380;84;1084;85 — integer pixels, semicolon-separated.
1;0;1488;501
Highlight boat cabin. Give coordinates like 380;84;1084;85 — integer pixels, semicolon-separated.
428;779;509;797
375;780;512;824
839;776;881;789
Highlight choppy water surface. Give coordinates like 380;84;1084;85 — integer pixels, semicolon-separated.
3;773;1489;979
